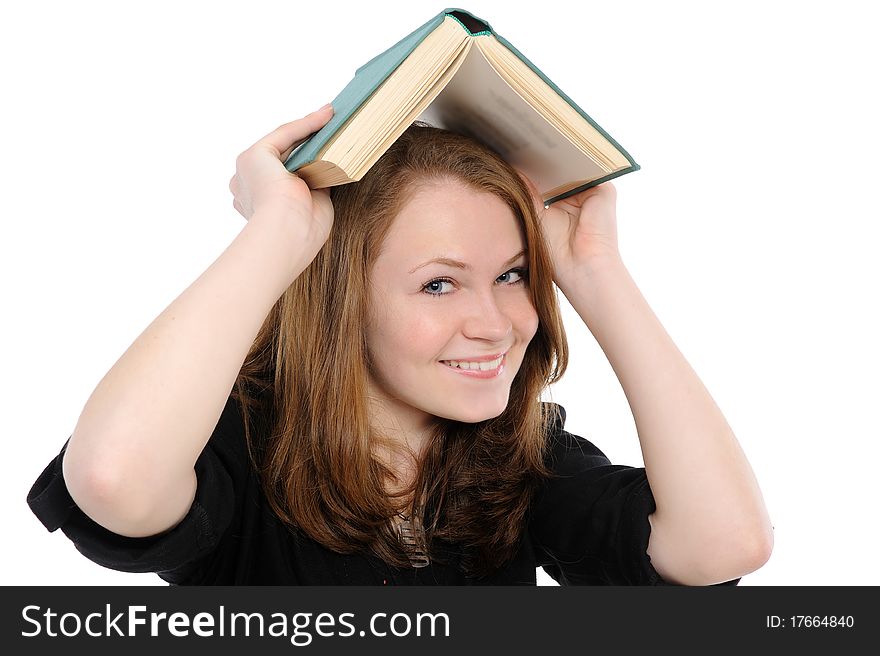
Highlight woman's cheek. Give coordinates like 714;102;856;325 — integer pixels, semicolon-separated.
527;307;540;339
394;305;442;354
514;295;540;339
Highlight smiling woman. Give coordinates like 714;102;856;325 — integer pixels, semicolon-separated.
228;122;569;577
27;113;753;585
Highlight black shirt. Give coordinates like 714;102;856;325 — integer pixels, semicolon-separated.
27;396;741;586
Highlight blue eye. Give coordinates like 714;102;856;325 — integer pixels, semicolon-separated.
421;267;528;297
497;268;527;285
423;279;453;295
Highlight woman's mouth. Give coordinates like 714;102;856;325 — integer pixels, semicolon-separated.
439;353;506;379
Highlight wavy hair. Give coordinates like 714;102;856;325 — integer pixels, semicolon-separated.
233;121;568;579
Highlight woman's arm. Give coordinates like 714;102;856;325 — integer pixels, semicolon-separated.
555;254;773;586
523;177;773;585
62;107;335;539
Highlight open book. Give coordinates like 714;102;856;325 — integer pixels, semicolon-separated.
284;7;639;206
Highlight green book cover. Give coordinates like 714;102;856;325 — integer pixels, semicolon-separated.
284;7;639;206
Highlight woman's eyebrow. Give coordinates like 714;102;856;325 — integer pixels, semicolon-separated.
408;250;526;274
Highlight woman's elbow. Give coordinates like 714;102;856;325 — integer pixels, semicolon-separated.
699;525;774;584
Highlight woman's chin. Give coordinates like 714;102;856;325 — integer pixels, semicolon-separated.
434;399;509;424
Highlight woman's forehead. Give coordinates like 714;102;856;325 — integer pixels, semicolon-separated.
382;182;526;255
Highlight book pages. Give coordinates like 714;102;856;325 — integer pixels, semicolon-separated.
417;42;608;202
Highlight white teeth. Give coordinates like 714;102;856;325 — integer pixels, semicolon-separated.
443;355;503;371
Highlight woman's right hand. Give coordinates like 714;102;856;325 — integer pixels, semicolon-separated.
229;104;335;254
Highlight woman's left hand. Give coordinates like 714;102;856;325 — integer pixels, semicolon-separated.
518;173;622;285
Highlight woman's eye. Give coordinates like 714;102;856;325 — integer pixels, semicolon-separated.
497;267;527;285
423;279;454;295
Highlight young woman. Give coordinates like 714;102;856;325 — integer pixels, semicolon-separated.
28;105;773;585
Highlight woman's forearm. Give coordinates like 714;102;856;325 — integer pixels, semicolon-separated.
556;255;773;584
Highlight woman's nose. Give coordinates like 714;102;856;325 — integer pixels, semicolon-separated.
460;290;513;342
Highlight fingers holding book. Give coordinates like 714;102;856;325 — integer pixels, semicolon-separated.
228;104;334;220
513;164;622;285
228;105;336;267
542;181;622;286
271;104;334;161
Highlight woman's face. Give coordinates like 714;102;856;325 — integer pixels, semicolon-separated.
365;178;539;436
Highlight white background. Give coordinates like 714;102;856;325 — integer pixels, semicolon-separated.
3;0;877;586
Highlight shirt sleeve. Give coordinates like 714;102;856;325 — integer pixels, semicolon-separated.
530;404;741;586
26;394;249;584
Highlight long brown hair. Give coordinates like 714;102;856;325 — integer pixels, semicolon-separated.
233;121;568;579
